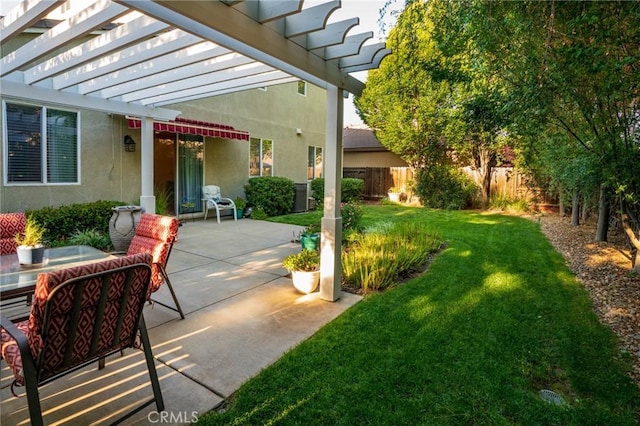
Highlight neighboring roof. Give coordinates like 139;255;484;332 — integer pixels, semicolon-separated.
343;126;387;152
0;0;392;121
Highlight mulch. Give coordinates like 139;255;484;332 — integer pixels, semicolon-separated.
537;214;640;388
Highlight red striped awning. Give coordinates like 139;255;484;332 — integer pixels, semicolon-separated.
127;117;250;141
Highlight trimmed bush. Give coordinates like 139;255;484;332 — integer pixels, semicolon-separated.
310;177;364;206
244;177;295;217
415;166;477;209
28;200;128;246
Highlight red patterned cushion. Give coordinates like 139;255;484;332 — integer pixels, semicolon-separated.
127;214;179;293
0;252;152;385
0;212;26;255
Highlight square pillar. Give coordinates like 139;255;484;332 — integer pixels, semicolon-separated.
320;84;344;302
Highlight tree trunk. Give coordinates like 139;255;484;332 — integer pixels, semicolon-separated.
571;191;580;226
595;186;609;242
621;203;640;274
580;192;589;223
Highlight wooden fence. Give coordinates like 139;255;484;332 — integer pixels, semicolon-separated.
344;166;547;202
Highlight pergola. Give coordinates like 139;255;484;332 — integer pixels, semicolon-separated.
0;0;391;301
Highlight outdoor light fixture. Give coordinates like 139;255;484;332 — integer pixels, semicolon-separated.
123;135;136;152
295;128;302;135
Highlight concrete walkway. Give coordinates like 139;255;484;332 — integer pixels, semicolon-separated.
1;219;361;425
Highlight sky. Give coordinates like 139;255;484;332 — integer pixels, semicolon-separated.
0;0;393;126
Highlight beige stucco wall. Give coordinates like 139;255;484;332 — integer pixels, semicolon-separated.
1;82;327;213
343;151;408;168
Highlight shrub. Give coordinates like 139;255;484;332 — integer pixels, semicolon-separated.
244;177;295;217
250;207;268;220
310;178;364;206
68;229;112;251
342;178;364;202
342;222;442;292
341;202;363;236
415;166;477;210
27;200;128;246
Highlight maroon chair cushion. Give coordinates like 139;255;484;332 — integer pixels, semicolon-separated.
0;212;26;255
127;214;179;293
0;253;152;385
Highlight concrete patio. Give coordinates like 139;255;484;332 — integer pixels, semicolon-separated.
0;218;361;425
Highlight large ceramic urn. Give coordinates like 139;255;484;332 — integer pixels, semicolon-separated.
109;206;143;252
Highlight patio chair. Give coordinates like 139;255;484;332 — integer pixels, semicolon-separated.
0;212;26;255
202;185;237;223
127;213;185;319
0;253;163;426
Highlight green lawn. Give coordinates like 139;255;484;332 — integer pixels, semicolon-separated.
201;206;640;425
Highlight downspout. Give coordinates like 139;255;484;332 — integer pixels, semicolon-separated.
139;116;156;214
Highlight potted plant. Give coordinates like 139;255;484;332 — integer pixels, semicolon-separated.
14;217;46;265
387;187;401;202
282;249;320;294
299;223;320;251
234;197;246;219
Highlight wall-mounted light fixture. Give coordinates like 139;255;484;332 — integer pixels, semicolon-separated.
295;128;302;135
123;135;136;152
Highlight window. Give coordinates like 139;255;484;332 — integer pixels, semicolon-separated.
297;80;307;96
250;137;273;177
307;146;323;180
4;102;79;184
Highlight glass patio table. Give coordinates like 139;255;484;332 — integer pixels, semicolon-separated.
0;245;114;302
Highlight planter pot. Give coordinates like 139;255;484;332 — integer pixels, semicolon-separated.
291;270;320;294
236;209;244;219
300;233;319;251
388;192;400;202
17;245;45;265
109;206;143;252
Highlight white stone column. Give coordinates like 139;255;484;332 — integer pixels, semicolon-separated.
139;116;156;214
320;84;344;302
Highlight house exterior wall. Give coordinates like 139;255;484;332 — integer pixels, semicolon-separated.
1;82;327;213
343;150;407;168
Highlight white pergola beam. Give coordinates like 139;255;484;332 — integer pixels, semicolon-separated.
153;77;298;106
304;18;358;49
0;0;129;76
60;29;201;91
125;63;275;103
284;1;339;37
25;15;169;84
258;0;303;23
338;43;387;69
1;79;179;120
343;48;392;73
324;32;373;60
98;46;237;98
141;70;291;106
0;0;64;45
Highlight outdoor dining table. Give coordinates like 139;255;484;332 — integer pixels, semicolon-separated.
0;245;115;302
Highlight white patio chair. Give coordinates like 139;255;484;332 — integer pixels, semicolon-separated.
202;185;237;223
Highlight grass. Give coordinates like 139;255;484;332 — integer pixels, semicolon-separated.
200;205;640;425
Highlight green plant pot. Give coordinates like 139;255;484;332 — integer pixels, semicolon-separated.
236;209;244;219
300;233;319;251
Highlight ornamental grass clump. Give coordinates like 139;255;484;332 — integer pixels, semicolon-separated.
342;222;442;292
283;249;320;272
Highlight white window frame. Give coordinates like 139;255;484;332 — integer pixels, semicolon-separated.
297;80;307;96
307;145;323;180
3;100;81;186
249;137;274;177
